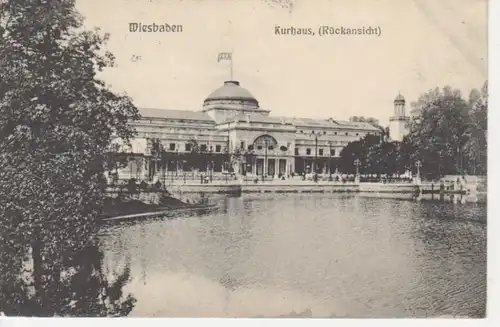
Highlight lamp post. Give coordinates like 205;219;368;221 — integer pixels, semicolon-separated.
161;148;167;188
328;141;333;178
262;138;269;182
150;138;161;182
208;146;213;183
210;160;215;182
354;158;361;183
175;149;179;177
182;160;187;184
471;150;477;176
415;160;422;184
310;131;321;174
223;146;229;184
415;160;422;177
225;126;230;179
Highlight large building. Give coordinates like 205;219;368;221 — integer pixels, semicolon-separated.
118;80;384;181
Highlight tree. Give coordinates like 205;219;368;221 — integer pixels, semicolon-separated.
406;86;477;178
159;146;168;185
0;243;136;317
222;145;233;173
338;134;380;174
229;147;256;175
186;138;201;171
381;126;390;142
104;142;130;188
464;81;487;174
229;147;245;174
0;0;138;316
148;138;161;180
349;116;380;126
340;84;487;179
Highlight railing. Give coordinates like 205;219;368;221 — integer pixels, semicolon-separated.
107;172;421;187
359;177;414;183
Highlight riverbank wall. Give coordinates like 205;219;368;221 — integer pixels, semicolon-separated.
415;176;487;203
358;183;418;200
171;180;486;203
240;183;358;193
106;176;486;204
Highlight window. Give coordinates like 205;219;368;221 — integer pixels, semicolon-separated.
330;149;336;156
323;131;326;135
306;148;311;155
345;132;348;136
295;148;299;155
257;145;263;150
240;141;245;149
268;145;274;150
169;143;176;151
319;149;324;156
356;133;359;136
200;144;207;152
185;143;191;152
254;135;278;149
215;145;221;152
334;132;338;135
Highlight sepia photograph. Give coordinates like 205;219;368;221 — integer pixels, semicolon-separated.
0;0;490;321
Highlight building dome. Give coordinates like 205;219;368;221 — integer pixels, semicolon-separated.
203;81;259;109
394;93;405;102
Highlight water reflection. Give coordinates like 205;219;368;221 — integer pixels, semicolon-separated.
100;194;486;318
0;241;135;317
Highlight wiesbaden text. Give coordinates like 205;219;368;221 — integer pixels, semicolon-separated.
129;23;183;33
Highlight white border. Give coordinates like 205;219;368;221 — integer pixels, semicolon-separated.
486;0;499;323
1;0;499;326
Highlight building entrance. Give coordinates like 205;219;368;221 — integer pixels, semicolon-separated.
279;159;287;175
268;159;275;176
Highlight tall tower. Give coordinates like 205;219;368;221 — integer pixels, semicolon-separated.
389;93;410;142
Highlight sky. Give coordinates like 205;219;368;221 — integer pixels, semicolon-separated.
76;0;488;126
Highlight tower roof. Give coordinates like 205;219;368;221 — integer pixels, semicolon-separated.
394;93;405;102
205;81;257;102
203;80;260;109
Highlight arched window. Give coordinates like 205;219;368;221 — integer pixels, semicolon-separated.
253;135;278;148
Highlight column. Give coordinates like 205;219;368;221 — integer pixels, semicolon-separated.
275;159;279;177
141;157;148;180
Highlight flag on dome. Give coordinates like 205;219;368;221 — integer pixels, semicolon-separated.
217;52;232;62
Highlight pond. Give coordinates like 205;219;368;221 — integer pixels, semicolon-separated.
100;194;486;318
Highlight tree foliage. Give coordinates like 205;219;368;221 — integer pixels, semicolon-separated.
230;147;257;174
338;134;380;174
349;116;380;126
186;138;203;170
0;0;138;316
339;83;488;179
407;84;487;178
0;243;136;317
464;82;488;175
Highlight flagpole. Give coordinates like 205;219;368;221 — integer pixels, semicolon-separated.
230;48;234;80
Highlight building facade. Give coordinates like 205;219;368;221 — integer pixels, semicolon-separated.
117;80;383;181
